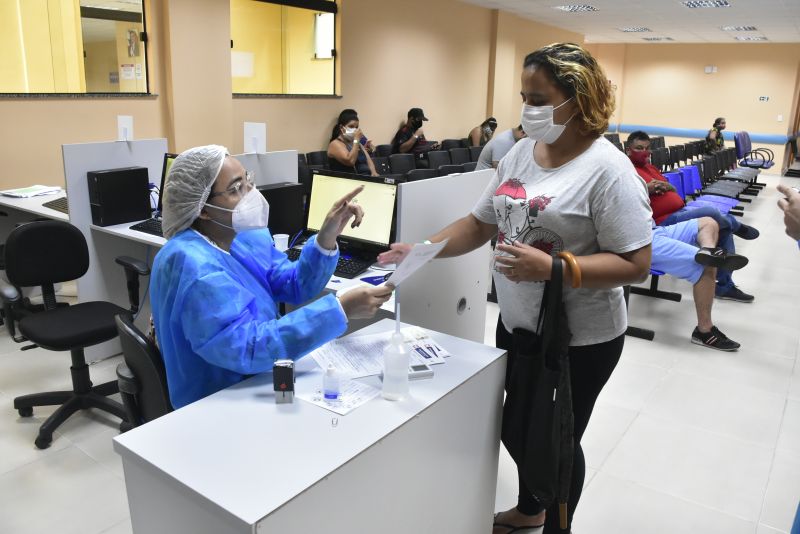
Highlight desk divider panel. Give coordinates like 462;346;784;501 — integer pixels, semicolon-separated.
233;150;298;187
396;169;493;343
62;139;168;361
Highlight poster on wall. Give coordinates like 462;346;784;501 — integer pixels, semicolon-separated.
127;29;140;57
135;64;143;80
121;64;135;80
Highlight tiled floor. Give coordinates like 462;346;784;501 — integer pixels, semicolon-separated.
0;174;798;534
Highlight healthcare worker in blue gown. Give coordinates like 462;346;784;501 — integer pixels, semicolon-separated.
152;145;393;409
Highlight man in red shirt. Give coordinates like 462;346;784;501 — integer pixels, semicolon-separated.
626;131;757;303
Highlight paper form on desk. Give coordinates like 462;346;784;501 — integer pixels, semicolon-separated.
296;380;381;416
307;327;450;378
1;185;61;198
385;239;448;287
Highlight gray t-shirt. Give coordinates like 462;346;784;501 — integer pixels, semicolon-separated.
472;137;652;346
476;129;518;171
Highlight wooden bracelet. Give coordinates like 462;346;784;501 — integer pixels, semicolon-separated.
557;251;582;288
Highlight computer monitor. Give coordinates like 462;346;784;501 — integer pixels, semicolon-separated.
307;171;398;248
156;152;179;215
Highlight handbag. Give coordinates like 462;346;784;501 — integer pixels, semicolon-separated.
500;257;574;528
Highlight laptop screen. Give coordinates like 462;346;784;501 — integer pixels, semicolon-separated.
307;173;397;248
157;153;178;215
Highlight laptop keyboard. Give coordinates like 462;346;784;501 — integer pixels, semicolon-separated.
42;197;69;214
129;218;163;237
284;247;371;279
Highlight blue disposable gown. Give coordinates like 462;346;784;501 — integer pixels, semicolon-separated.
150;228;347;408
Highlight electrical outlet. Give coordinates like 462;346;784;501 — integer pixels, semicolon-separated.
778;114;784;122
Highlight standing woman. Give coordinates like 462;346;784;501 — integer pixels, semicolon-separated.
327;109;378;176
379;43;652;533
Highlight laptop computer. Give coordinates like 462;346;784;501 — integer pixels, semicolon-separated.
129;152;178;237
284;169;402;278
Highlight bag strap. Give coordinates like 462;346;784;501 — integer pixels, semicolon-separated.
537;257;564;368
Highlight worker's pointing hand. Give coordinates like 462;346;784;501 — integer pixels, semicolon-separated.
318;186;365;250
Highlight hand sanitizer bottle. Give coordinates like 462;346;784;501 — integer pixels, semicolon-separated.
382;331;409;401
323;364;340;400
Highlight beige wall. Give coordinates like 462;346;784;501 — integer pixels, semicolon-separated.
5;0;799;190
590;42;800;165
232;0;494;154
493;11;584;132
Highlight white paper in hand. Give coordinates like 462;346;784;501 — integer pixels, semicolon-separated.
386;239;448;287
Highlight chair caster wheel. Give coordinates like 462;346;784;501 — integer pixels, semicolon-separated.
34;436;52;450
18;407;33;417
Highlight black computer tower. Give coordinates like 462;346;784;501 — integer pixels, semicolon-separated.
87;166;151;227
258;182;305;236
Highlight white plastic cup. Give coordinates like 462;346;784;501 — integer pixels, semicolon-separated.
274;233;290;252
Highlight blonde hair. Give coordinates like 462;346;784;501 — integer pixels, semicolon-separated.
523;43;615;138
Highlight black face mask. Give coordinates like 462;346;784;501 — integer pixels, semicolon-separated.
412;119;423;129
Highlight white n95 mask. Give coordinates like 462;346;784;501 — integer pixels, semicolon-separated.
205;187;270;232
521;98;575;144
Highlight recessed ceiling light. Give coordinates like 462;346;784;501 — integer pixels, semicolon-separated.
642;37;675;41
552;5;598;13
735;35;768;41
721;25;758;31
682;0;730;7
619;27;652;32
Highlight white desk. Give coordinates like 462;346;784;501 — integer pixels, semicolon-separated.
0;191;69;223
113;319;506;534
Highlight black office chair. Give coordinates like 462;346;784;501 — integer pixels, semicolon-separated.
406;169;438;181
449;147;471;165
2;220;149;449
469;146;483;162
440;139;462;151
375;144;393;158
115;314;171;431
438;164;464;176
427;150;450;170
371;156;392;175
462;161;478;172
389;153;416;175
306;151;329;168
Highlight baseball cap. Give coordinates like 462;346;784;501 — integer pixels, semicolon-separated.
408;108;429;121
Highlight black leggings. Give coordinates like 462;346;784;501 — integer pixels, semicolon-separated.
496;317;624;533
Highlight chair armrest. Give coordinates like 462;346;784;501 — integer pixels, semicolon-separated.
115;256;150;277
116;363;140;395
0;279;21;305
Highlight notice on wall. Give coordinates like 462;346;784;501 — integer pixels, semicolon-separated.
135;64;143;80
231;51;254;78
121;64;135;80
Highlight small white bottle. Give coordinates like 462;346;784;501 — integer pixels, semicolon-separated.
382;332;409;401
323;364;340;400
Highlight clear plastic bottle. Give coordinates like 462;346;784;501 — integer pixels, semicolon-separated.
382;332;409;401
323;364;340;400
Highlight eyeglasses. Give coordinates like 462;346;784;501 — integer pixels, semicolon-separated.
208;171;255;200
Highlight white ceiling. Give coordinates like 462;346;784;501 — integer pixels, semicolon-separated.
460;0;800;43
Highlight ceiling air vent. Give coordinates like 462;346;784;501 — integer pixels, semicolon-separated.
552;5;599;13
619;27;652;32
682;0;731;8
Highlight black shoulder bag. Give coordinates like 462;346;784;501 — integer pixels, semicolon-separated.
500;258;574;529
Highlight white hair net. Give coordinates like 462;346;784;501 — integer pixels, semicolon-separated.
161;145;228;239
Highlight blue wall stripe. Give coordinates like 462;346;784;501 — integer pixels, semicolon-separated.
615;124;789;145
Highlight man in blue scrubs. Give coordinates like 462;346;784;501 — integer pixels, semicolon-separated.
152;145;392;408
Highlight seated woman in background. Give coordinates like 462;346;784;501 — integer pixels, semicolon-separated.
468;117;498;146
327;109;378;176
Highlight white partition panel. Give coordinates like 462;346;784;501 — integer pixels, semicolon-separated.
397;170;494;343
62;139;168;360
233;150;298;186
